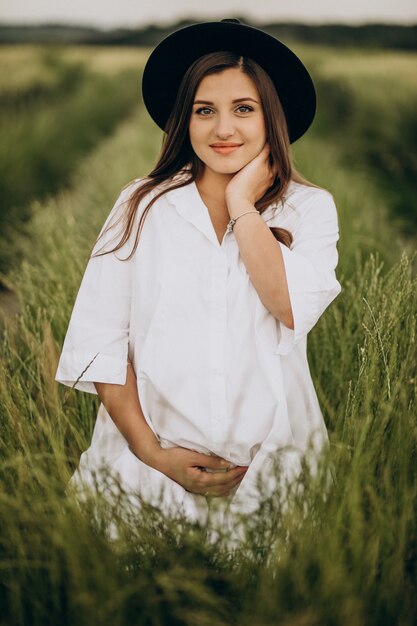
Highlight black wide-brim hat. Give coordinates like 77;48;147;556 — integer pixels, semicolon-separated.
142;18;317;144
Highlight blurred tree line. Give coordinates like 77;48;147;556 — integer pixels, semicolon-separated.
0;19;416;50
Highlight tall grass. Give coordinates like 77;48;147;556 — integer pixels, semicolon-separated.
0;46;145;279
311;49;417;233
0;46;416;625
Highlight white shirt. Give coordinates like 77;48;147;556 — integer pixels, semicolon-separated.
55;168;342;523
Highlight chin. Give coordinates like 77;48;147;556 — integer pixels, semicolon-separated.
204;156;249;175
210;164;242;175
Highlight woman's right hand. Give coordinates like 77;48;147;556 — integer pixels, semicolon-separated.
154;445;249;497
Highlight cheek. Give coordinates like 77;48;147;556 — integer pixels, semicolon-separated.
189;122;206;148
246;118;266;140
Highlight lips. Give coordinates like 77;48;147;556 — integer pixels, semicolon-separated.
210;144;242;154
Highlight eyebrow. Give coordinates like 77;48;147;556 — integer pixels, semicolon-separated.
193;97;259;105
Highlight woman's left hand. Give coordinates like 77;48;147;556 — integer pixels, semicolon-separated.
225;142;278;207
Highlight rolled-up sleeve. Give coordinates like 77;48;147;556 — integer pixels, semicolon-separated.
275;189;342;356
55;180;143;394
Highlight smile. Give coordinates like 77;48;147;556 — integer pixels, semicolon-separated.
210;145;242;154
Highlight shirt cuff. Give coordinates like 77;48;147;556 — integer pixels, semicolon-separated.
274;242;342;356
55;346;128;395
55;317;131;393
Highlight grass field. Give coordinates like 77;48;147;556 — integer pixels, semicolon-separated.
0;44;416;625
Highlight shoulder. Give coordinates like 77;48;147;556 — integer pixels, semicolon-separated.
121;176;175;203
278;181;337;224
111;177;164;219
118;177;152;201
284;181;336;214
100;178;154;235
265;181;338;238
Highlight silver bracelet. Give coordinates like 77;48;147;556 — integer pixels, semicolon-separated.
226;209;260;233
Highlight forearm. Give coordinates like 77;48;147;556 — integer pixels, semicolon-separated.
94;363;164;471
227;197;294;328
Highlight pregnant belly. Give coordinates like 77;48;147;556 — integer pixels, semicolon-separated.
158;435;262;469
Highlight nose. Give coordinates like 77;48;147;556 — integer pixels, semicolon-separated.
214;113;235;139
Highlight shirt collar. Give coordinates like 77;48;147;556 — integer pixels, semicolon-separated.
164;166;283;248
165;178;221;248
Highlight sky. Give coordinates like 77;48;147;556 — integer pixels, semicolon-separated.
1;0;417;29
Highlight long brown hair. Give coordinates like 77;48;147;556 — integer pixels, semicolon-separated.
91;51;323;260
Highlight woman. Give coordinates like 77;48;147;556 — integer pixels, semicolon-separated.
55;19;342;538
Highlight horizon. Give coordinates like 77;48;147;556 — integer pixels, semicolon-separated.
1;1;417;30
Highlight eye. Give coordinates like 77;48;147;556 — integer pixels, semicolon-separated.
194;105;254;116
195;107;212;116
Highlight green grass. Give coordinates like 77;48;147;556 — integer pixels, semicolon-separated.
0;45;146;279
309;49;417;233
0;45;416;625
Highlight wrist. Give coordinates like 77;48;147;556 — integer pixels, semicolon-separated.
226;196;255;218
151;446;170;475
129;439;167;473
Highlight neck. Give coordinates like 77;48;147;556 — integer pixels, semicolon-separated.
195;166;234;210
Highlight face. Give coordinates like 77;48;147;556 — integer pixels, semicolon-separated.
188;67;267;176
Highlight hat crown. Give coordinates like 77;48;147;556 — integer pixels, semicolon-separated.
220;18;242;24
142;18;317;143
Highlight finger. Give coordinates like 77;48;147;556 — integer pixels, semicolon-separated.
208;471;247;492
224;473;246;493
203;467;248;487
194;454;232;470
197;467;244;489
258;143;269;159
207;474;245;497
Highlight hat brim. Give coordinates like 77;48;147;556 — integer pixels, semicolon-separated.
141;20;316;144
